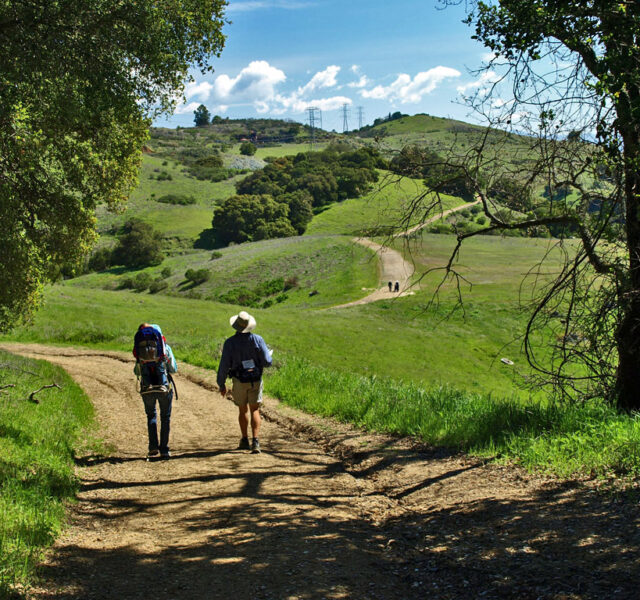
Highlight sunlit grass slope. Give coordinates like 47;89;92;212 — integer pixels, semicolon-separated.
306;173;465;236
68;235;379;308
0;351;95;596
95;153;239;243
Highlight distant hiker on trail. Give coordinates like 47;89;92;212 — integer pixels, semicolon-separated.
388;281;392;292
133;323;178;459
394;281;400;292
217;311;273;454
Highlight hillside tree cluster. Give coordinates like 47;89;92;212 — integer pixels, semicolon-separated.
212;146;385;244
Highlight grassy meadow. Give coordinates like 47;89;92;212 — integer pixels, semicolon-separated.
0;351;96;596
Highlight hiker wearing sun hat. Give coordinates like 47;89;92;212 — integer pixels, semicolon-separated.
217;311;273;453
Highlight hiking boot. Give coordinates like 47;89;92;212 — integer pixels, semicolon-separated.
147;448;159;458
251;438;261;454
237;437;250;450
160;450;171;459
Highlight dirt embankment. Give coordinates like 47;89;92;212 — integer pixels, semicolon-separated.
3;343;638;600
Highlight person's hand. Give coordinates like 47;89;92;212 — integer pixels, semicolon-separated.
219;385;226;397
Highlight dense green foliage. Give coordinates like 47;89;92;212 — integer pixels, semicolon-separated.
184;268;211;285
0;0;226;331
0;350;95;595
157;193;197;206
211;145;384;244
193;104;211;127
212;194;296;245
111;219;164;269
236;146;384;207
239;141;257;156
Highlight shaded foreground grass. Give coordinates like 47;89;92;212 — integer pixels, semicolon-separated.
267;357;640;479
0;351;96;597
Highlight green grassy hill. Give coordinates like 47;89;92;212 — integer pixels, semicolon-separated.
70;235;379;309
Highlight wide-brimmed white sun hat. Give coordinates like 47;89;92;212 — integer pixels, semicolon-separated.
230;311;257;333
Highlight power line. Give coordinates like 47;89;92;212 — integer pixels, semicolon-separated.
357;106;364;130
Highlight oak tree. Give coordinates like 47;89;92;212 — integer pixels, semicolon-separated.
414;1;640;411
0;0;227;331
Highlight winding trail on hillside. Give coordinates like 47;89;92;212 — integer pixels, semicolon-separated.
334;200;481;308
4;342;638;600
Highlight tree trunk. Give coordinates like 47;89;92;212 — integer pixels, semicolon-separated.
615;137;640;412
615;302;640;412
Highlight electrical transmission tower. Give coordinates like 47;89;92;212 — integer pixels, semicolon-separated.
342;103;350;133
357;106;364;130
307;106;322;149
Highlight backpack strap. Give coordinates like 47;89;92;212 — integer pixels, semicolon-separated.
168;373;178;401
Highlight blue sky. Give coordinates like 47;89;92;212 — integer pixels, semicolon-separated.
155;0;493;129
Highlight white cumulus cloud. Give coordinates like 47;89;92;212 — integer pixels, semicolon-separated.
361;67;461;104
457;70;500;95
174;101;202;115
184;81;214;100
212;60;286;103
298;65;340;95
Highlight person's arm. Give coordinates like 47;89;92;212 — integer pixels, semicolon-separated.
257;336;273;368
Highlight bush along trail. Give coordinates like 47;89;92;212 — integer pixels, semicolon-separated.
2;343;638;600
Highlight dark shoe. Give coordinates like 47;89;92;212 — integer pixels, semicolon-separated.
237;437;250;450
160;450;171;459
251;438;261;454
147;448;160;458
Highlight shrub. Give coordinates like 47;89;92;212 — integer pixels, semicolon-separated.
157;194;196;205
111;219;164;268
87;246;113;272
149;278;168;294
160;266;172;278
210;251;223;260
132;272;153;292
284;275;299;291
184;268;211;285
117;276;134;289
240;141;257;156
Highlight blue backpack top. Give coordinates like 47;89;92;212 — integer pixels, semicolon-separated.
134;325;166;364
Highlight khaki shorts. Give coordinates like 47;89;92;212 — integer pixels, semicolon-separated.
231;378;263;407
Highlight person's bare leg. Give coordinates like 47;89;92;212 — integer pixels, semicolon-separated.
238;405;249;438
249;403;261;438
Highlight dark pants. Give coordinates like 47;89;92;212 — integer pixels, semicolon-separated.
142;389;173;453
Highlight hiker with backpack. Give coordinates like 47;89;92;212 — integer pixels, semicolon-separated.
217;311;272;454
133;323;178;459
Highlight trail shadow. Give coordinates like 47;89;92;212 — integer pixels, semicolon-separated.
377;479;640;599
34;448;414;600
35;442;640;600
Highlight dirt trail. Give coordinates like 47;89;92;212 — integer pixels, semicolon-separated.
4;343;639;600
335;200;481;308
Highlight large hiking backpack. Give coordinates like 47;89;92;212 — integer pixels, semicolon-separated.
134;326;166;364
